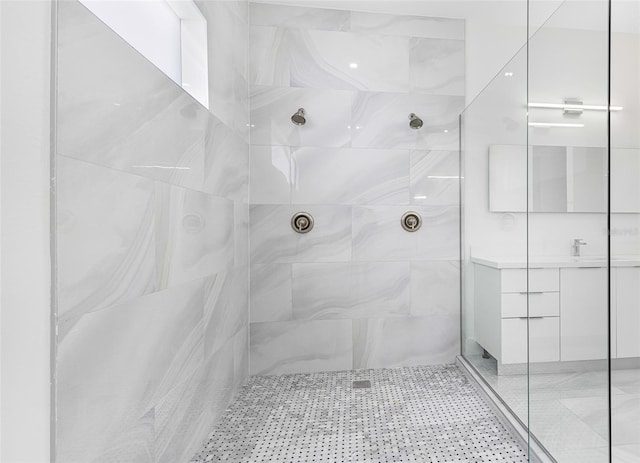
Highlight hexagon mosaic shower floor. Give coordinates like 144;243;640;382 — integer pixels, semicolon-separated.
191;364;528;463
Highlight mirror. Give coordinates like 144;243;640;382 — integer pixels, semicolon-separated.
489;144;610;212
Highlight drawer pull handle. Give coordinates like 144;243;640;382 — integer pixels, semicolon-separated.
519;291;544;295
519;316;545;319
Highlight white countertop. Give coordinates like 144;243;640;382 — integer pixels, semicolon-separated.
471;255;640;269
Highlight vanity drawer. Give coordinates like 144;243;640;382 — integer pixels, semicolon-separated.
501;317;560;364
501;268;559;293
501;292;560;318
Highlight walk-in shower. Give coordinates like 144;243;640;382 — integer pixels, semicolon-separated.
4;0;638;461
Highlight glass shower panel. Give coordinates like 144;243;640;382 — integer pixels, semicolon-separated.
611;1;640;461
527;1;610;461
460;43;530;434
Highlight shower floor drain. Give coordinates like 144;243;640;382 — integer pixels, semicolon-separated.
191;365;528;463
352;380;371;389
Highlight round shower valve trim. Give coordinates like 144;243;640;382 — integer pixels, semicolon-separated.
291;212;314;234
401;211;422;232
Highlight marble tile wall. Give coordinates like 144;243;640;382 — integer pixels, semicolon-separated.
55;1;249;462
248;4;464;376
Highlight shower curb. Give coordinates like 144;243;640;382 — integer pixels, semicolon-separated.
455;356;556;463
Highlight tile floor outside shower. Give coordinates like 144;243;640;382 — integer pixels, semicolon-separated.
468;355;640;463
191;364;528;463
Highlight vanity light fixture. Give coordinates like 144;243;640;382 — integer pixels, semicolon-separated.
528;122;585;128
528;102;623;111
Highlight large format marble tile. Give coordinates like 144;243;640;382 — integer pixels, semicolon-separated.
409;38;465;96
249;3;350;31
204;267;249;358
410;261;460;316
527;398;609;454
203;116;249;202
410;150;460;206
352;315;459;369
57;156;157;340
57;0;207;191
250;264;293;323
612;368;640;394
291;147;410;205
250;204;352;263
249;145;293;204
234;201;250;268
155;184;235;289
352;205;459;261
350;12;465;40
57;280;204;463
249;26;290;87
291;262;410;320
288;29;410;92
250;85;354;148
561;394;640;446
250;319;353;375
197;0;250;139
351;92;464;150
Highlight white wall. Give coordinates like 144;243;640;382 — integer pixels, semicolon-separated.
0;1;52;462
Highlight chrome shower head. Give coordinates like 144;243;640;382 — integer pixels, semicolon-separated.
408;113;423;129
291;108;306;126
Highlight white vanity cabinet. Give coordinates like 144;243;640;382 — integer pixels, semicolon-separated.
616;266;640;358
473;257;640;371
474;264;560;367
560;267;608;361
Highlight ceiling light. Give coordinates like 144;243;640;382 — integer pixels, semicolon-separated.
349;63;358;69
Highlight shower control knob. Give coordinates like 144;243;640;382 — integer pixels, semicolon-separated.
291;212;314;234
401;212;422;232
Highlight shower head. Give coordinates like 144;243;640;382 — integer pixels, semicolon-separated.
408;113;423;129
291;108;306;126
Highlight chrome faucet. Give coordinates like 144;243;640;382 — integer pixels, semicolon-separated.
572;239;587;257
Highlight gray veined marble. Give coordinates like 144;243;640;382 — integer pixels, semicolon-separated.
410;260;461;316
57;0;209;192
288;29;410;92
250;319;353;375
250;85;354;148
291;147;410;205
250;204;352;263
250;264;293;323
57;156;157;340
410;37;465;96
291;262;410;320
197;0;250;138
203;116;250;202
57;279;204;463
249;26;290;87
353;316;459;369
352;205;460;261
410;150;460;206
351;92;464;150
155;184;235;290
249;145;293;204
204;267;249;358
350;12;465;40
249;3;351;31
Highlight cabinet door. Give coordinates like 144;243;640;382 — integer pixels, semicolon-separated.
617;267;640;358
529;317;560;362
501;317;560;364
560;268;608;361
